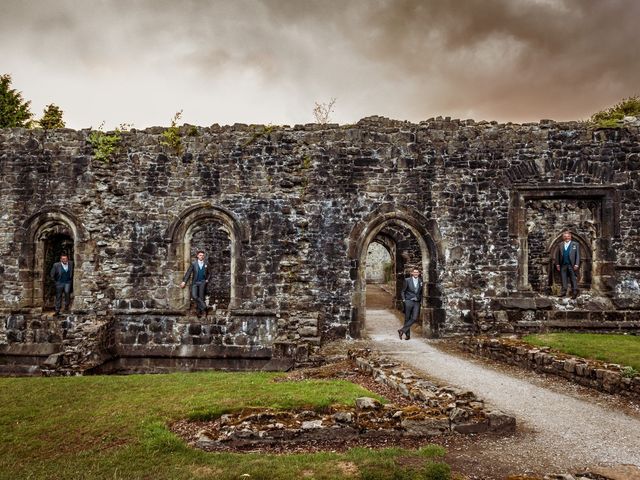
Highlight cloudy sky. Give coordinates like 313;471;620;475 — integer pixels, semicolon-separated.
1;0;638;129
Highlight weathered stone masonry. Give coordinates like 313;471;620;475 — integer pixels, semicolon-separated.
1;116;639;374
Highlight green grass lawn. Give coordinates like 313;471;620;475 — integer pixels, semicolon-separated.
523;333;640;370
0;372;451;480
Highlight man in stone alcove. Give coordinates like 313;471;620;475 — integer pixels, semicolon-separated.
50;254;73;315
555;230;580;299
398;267;423;340
180;250;211;316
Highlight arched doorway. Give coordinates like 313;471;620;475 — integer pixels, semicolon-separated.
348;207;443;338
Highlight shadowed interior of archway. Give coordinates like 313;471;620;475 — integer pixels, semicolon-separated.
190;222;231;308
42;233;74;311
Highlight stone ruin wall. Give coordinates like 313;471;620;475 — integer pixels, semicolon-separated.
1;116;639;373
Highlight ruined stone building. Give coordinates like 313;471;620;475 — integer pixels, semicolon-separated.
1;116;639;374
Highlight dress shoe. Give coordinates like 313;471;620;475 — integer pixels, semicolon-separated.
397;329;403;340
558;292;566;298
405;336;411;340
572;291;578;299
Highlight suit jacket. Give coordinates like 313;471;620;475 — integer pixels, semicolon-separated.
50;262;74;283
183;261;211;285
555;241;580;267
401;276;424;303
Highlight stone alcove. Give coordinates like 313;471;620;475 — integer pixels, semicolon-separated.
547;232;593;294
189;222;232;308
18;208;85;310
509;185;619;295
165;203;247;311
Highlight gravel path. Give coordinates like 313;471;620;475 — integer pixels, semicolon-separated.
365;306;640;477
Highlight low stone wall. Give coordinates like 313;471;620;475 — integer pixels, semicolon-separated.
349;349;516;434
461;337;640;399
0;307;323;374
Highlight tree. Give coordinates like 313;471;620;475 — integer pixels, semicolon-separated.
0;74;33;128
39;104;65;129
313;98;337;124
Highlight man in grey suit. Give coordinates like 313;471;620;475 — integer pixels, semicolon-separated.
50;254;73;315
180;250;211;316
555;230;580;299
398;268;423;340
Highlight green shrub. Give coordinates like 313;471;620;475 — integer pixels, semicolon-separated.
88;122;128;162
160;110;183;156
621;366;638;378
591;95;640;127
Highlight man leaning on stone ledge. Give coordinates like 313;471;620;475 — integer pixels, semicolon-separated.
555;230;580;299
180;250;211;317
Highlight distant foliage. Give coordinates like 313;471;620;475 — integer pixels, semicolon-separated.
38;104;65;129
161;110;183;156
88;122;129;162
0;73;33;128
313;97;336;124
591;95;640;127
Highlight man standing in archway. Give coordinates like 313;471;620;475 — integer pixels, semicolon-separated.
555;230;580;299
180;250;211;316
50;254;73;315
398;268;423;340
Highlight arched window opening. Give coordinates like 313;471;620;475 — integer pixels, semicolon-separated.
165;204;245;311
19;210;83;311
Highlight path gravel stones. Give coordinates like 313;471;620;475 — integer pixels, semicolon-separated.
365;307;640;477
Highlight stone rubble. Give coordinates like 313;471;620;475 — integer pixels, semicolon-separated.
188;349;515;452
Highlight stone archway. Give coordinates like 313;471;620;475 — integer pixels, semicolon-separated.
18;209;85;310
348;206;444;338
165;203;247;310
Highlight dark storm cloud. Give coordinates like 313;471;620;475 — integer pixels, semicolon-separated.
256;0;640;121
0;0;637;127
